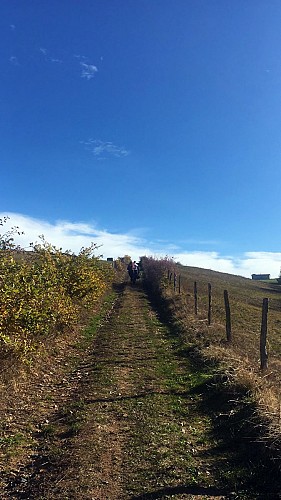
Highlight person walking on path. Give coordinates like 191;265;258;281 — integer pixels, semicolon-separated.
127;261;133;282
127;261;139;284
131;261;139;284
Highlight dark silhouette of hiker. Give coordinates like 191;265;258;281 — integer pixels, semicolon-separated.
127;261;133;282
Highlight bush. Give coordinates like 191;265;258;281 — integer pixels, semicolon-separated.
0;232;113;362
141;256;175;293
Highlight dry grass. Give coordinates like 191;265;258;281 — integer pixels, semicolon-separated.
161;264;281;461
1;271;280;497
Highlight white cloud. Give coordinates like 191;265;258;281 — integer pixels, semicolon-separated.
39;47;48;56
0;213;149;261
239;251;281;278
169;251;281;279
80;63;98;80
8;47;97;78
74;54;87;61
179;238;220;246
9;56;19;66
81;139;130;159
39;48;63;64
1;213;280;279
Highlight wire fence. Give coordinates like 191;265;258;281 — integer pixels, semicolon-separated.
167;270;269;371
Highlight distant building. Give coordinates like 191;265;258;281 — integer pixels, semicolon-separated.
251;274;270;280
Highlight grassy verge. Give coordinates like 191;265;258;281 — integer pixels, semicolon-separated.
142;271;281;498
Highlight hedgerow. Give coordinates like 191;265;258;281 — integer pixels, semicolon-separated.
141;256;175;293
0;221;113;362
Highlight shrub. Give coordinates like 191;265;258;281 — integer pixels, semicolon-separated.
141;256;175;293
0;231;113;362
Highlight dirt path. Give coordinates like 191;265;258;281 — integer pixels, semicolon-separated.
1;282;275;499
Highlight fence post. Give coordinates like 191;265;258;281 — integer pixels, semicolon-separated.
173;273;177;293
178;275;181;294
260;298;269;371
169;272;172;284
194;281;198;315
223;290;232;342
208;283;212;325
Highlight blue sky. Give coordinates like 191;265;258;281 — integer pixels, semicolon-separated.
1;1;281;277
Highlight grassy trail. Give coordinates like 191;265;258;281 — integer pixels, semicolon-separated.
3;282;276;499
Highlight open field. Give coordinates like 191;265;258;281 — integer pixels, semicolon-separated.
169;264;281;368
142;261;281;465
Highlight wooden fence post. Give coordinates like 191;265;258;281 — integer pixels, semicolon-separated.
260;298;269;371
223;290;232;342
208;283;212;325
194;281;198;315
173;273;177;293
178;275;181;294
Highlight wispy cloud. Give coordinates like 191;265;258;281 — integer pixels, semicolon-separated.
10;24;16;31
39;48;62;64
1;213;281;279
74;54;87;61
81;139;130;159
80;62;98;80
8;45;98;79
9;56;19;66
179;238;220;246
74;55;99;79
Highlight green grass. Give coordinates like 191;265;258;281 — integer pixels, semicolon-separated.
0;433;33;457
81;290;118;341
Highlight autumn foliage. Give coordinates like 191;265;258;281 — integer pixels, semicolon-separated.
141;256;175;293
0;221;113;362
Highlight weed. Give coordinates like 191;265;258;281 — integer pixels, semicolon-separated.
0;433;31;457
41;424;56;438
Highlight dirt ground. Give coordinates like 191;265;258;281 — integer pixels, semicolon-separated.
0;282;279;499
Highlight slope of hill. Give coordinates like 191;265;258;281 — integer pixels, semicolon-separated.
142;260;281;471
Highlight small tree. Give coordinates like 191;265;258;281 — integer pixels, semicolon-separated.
122;255;132;265
0;216;24;250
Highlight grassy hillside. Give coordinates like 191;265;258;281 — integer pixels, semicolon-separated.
172;264;281;365
142;258;281;460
